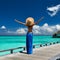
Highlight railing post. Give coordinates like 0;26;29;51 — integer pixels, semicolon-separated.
23;47;25;51
20;51;23;53
57;41;59;43
40;44;42;47
50;43;52;45
45;44;47;46
11;49;13;54
33;45;35;48
53;42;55;44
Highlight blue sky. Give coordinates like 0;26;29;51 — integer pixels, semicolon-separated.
0;0;60;35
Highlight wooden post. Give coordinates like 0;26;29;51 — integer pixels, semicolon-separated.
23;47;25;51
40;44;42;47
53;42;55;44
11;49;13;54
50;43;52;45
45;44;47;46
19;51;23;53
57;41;59;43
33;45;35;48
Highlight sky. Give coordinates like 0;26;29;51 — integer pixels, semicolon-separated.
0;0;60;35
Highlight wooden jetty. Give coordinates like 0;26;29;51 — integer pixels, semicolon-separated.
0;43;60;60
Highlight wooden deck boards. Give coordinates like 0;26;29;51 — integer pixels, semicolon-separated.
0;44;60;60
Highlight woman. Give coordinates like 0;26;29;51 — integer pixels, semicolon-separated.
15;17;44;54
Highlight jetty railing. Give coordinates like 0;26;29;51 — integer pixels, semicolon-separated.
0;41;59;55
0;46;26;54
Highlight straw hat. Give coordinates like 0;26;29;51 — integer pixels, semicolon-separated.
26;17;34;26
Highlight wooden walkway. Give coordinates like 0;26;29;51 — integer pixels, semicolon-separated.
0;44;60;60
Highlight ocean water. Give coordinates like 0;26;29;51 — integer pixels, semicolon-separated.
0;35;60;55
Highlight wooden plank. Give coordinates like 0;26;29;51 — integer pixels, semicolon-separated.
0;44;60;60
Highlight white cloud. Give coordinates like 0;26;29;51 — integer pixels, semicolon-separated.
56;24;60;30
33;23;60;35
33;25;41;35
7;28;27;35
7;30;16;34
7;24;60;35
42;23;48;28
16;28;27;35
0;26;6;29
1;24;60;35
47;4;60;17
33;25;40;30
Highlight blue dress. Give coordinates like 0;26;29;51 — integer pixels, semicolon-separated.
26;32;33;54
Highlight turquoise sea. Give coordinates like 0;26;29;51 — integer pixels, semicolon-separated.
0;36;60;55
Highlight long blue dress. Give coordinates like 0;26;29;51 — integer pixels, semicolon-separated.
26;32;33;54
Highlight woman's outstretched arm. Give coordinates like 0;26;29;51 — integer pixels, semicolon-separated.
15;19;26;25
35;17;44;25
